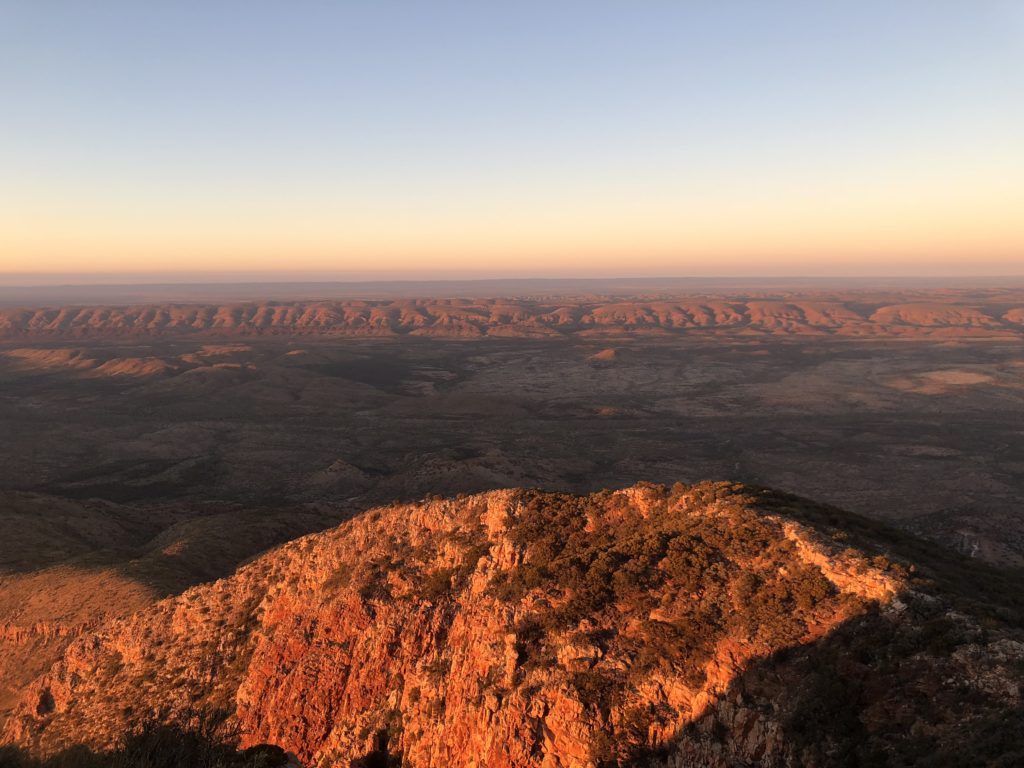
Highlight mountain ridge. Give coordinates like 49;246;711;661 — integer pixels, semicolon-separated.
3;298;1024;340
5;482;1024;767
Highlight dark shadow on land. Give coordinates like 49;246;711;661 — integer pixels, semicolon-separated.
751;487;1024;623
0;724;401;768
610;621;1024;767
611;490;1024;767
0;722;293;768
0;493;346;591
615;609;1024;767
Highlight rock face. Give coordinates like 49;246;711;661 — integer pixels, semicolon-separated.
4;483;1024;767
2;297;1023;340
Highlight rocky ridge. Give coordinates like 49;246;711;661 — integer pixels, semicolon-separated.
5;483;1024;767
2;298;1024;340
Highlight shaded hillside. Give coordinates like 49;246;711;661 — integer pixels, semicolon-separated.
0;493;343;730
3;296;1024;340
4;483;1024;767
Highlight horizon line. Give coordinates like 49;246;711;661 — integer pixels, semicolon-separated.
3;274;1024;290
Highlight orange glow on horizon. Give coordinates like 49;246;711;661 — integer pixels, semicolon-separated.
3;183;1022;277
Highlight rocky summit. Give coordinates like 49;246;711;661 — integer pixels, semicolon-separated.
5;482;1024;767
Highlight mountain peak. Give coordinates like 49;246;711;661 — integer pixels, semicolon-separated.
7;483;1024;766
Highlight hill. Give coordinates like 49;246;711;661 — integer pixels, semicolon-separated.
0;492;341;729
4;483;1024;767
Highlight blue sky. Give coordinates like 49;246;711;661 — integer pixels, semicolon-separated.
1;1;1022;279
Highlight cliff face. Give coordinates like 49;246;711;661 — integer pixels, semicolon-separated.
5;483;1024;767
2;297;1023;340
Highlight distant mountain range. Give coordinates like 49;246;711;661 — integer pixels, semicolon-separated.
2;294;1023;340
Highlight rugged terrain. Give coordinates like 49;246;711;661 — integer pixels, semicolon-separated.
2;292;1024;341
1;287;1022;764
4;483;1024;767
0;491;338;718
3;328;1022;567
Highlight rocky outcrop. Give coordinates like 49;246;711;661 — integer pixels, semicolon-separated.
4;483;1024;766
0;622;87;645
1;298;1022;340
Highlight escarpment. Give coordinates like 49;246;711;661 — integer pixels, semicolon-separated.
5;483;1024;767
2;297;1023;340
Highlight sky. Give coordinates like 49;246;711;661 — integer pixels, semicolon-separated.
1;1;1022;283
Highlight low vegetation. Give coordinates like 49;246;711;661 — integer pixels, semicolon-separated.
494;483;857;688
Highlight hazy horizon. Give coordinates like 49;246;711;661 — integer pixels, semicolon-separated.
4;270;1024;288
3;273;1024;311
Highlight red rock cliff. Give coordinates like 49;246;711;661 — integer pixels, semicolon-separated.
5;483;1023;767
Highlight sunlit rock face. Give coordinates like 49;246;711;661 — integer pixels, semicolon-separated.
5;483;1024;767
